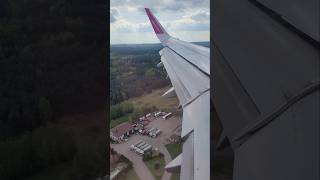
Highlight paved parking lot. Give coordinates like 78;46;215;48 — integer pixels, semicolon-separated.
111;116;182;180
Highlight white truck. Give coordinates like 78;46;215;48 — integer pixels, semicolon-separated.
130;140;143;151
138;144;151;155
143;145;152;152
135;142;146;152
148;128;156;136
154;129;161;136
149;128;160;137
134;140;143;146
139;144;149;150
137;149;144;156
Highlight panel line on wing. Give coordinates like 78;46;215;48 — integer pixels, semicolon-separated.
182;88;210;108
162;49;193;100
161;56;190;104
169;38;210;60
164;46;210;77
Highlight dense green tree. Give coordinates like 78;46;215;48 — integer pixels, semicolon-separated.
110;45;170;105
110;102;134;120
121;102;134;114
130;108;143;122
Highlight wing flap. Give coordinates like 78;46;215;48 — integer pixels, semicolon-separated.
165;153;182;173
183;91;210;179
181;132;194;180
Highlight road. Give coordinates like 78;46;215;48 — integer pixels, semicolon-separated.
111;139;156;180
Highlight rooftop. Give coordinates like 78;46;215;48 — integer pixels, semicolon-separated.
111;122;134;138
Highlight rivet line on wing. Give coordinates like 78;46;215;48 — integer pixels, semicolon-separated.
182;88;210;109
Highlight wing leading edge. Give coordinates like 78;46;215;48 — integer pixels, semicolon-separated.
145;8;210;180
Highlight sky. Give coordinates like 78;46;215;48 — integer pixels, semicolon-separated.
110;0;210;44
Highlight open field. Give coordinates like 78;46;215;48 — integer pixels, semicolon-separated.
145;156;166;180
171;173;180;180
111;114;131;128
165;143;182;159
125;168;140;180
128;86;179;111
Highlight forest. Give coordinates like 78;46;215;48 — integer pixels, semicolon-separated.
0;0;107;179
109;42;209;126
110;42;209;105
110;44;170;105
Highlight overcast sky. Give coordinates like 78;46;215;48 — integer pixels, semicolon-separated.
110;0;210;44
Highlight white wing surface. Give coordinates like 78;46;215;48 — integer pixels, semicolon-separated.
145;8;210;180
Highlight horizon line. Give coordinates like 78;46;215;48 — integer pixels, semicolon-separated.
110;41;210;46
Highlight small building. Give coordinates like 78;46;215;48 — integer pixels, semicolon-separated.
110;122;134;142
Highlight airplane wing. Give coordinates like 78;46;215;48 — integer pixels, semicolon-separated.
145;8;210;180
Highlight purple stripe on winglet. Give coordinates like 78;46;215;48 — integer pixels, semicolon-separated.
145;8;164;34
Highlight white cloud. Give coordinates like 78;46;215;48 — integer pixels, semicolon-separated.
110;0;210;44
189;11;210;21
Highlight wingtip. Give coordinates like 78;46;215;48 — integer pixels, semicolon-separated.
144;7;170;43
145;8;151;14
145;8;164;34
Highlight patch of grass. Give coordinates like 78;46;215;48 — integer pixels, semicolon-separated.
110;114;131;128
128;87;178;111
109;86;180;129
165;143;182;159
170;173;180;180
144;156;166;180
125;168;140;180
